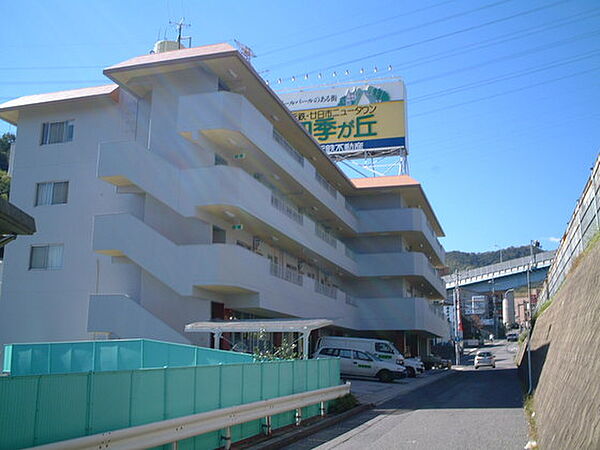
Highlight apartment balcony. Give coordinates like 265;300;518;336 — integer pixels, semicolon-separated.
356;252;446;298
354;297;450;338
97;141;356;273
176;91;358;230
356;208;445;266
92;213;358;322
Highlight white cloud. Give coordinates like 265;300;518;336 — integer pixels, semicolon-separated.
547;237;561;243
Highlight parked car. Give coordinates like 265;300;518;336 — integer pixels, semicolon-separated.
314;346;407;382
404;357;425;377
317;336;404;364
506;333;519;342
420;354;452;370
474;351;496;369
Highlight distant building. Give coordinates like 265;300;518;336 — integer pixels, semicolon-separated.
0;43;448;362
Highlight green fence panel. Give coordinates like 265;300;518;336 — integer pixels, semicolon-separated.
260;362;280;399
0;376;38;449
141;340;169;368
195;346;254;366
272;361;295;430
167;343;197;367
89;371;132;434
240;363;262;440
4;339;254;376
293;359;307;394
94;340;141;372
0;356;342;449
130;369;165;426
192;366;222;450
165;367;196;419
10;344;51;375
194;366;220;412
219;364;243;408
34;373;89;446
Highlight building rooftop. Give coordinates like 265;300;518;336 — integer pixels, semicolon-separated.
0;84;118;125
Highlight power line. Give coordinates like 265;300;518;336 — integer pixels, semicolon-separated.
264;0;518;72
264;0;569;84
410;64;600;118
273;7;600;89
409;49;600;103
257;0;458;58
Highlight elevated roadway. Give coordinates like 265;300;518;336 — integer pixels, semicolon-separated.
443;250;555;294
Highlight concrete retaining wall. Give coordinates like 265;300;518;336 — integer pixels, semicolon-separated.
520;238;600;449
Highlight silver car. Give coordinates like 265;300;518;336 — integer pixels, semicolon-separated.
474;351;496;369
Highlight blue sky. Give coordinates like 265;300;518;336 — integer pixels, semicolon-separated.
1;0;599;253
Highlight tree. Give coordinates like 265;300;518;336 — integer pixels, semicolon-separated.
0;132;15;172
0;171;10;200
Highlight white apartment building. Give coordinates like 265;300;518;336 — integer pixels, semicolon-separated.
0;43;448;361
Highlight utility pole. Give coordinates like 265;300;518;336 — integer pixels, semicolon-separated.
453;271;461;366
526;239;540;394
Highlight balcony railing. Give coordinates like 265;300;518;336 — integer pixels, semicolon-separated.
315;172;337;198
271;193;304;225
315;223;337;248
315;281;337;299
344;200;357;217
270;262;303;286
273;129;304;167
345;293;357;306
345;245;356;261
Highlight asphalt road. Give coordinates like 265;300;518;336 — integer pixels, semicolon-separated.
283;342;528;450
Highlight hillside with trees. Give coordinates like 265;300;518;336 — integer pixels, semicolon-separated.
445;244;546;272
0;132;13;200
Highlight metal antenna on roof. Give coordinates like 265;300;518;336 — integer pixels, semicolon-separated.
234;39;256;62
169;18;191;49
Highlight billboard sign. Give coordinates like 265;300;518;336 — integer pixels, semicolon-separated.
278;81;407;158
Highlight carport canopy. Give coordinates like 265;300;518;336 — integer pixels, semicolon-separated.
184;318;333;358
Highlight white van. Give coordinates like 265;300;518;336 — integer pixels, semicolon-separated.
313;346;406;382
316;336;424;377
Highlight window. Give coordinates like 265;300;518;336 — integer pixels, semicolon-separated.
375;343;394;354
354;351;372;361
40;120;74;145
212;226;226;244
35;181;68;206
29;244;63;270
338;349;352;359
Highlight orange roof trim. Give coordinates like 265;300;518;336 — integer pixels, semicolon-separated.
0;84;118;111
351;175;421;189
104;43;237;73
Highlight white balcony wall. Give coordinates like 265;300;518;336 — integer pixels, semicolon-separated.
87;294;192;343
357;208;445;263
177;91;358;230
355;297;450;338
356;252;446;298
97;141;356;272
92;213;360;324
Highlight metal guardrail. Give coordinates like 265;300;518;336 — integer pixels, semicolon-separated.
315;280;337;299
31;383;351;450
542;154;600;302
315;172;337;198
315;223;337;248
345;293;358;307
270;193;304;225
272;129;304;167
270;262;303;286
